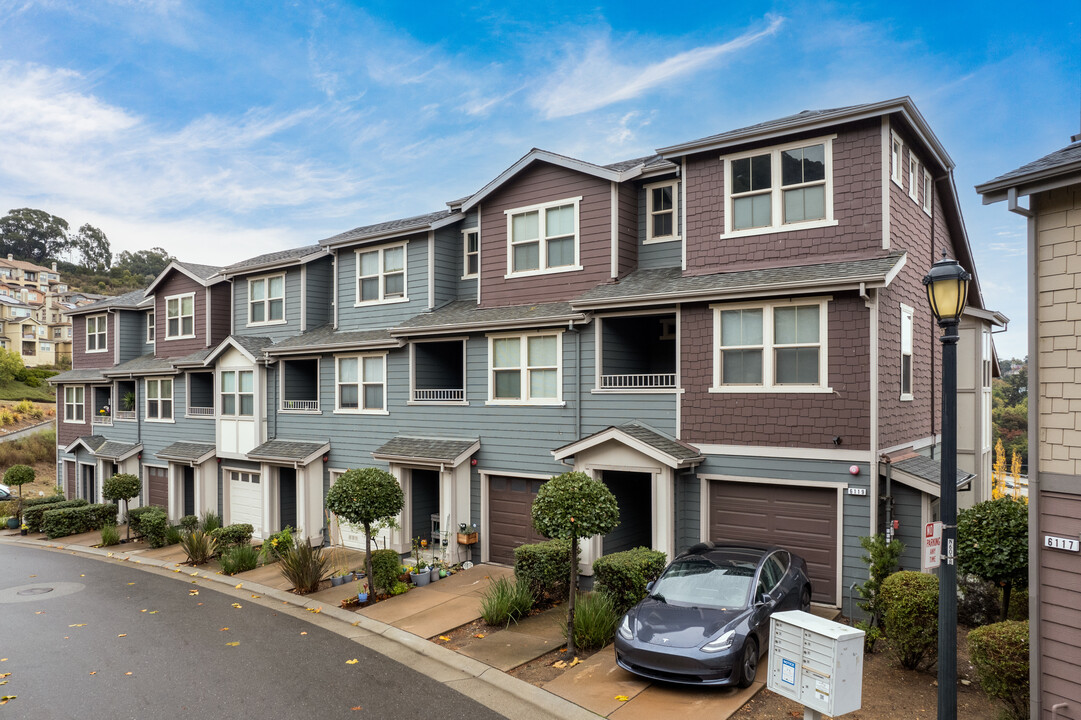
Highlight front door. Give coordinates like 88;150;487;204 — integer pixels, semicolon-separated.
411;469;440;547
279;468;297;531
81;464;96;503
183;467;195;517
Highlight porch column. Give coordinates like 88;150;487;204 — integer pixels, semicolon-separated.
653;469;676;561
260;463;273;536
296;464;308;542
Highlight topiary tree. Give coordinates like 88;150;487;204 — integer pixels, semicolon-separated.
958;496;1028;621
102;473;141;540
531;470;619;657
4;464;35;520
325;467;404;602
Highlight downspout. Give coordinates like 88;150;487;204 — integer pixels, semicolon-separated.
862;281;879;539
331;248;339;330
882;456;893;542
1008;185;1040;720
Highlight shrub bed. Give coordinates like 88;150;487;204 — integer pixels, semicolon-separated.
42;503;118;539
127;505;166;538
370;548;402;595
24;498;88;532
515;538;575;603
480;576;533;626
879;570;938;670
132;507;169;548
968;620;1029;720
570;591;619;650
593;547;667;615
209;523;254;549
23;494;68;509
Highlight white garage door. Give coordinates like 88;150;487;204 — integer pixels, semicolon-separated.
228;470;263;537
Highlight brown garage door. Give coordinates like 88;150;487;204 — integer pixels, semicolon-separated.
147;466;169;509
64;461;76;499
709;481;838;605
488;475;547;565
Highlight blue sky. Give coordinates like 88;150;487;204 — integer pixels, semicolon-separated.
1;1;1078;359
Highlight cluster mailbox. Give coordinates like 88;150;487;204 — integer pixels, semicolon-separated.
767;610;864;718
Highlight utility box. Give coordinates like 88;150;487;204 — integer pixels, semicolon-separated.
768;611;864;717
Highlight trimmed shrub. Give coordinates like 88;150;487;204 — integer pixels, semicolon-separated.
879;570;938;670
480;576;534;627
165;524;183;546
209;523;254;549
180;529;218;565
24;494;68;509
180;514;199;532
100;524;121;547
42;503;118;539
968;620;1029;720
127;505;165;538
958;575;1003;628
371;548;403;596
261;526;294;561
593;547;667;615
24;498;88;532
4;464;35;499
568;591;620;650
278;536;330;593
515;538;575;603
135;508;169;548
220;544;259;575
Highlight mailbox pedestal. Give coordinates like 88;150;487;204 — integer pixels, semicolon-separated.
768;611;865;719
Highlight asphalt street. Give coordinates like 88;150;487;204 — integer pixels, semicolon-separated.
0;543;508;720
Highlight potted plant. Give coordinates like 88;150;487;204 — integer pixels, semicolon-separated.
20;522;28;536
122;391;136;412
331;568;349;587
357;579;369;604
409;537;430;586
457;522;479;545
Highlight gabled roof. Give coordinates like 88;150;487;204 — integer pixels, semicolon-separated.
572;253;907;310
247;439;329;465
144;260;225;295
265;324;400;356
102;353;178;377
220;244;327;277
93;441;142;462
0;257;53;273
552;422;703;469
460;148;649;212
976;140;1081;201
372;436;480;468
318;210;455;250
64;435;108;455
391;300;587;338
65;288;148;316
156;441;216;464
47;368;108;385
203;335;274;365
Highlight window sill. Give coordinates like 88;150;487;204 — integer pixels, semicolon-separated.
333;409;390;415
85;349;108;354
145;418;176;423
720;218;838;241
899;394;913;402
354;297;409;308
184;414;216;420
162;335;196;341
461;274;478;281
114;416;137;422
643;235;681;245
247;320;287;328
62;418;86;424
922;207;932;218
891;176;903;187
485;399;566;407
504;265;583;280
708;386;834;394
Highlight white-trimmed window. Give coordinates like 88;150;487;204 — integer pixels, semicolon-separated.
355;244;406;305
891;132;904;186
335;354;386;412
908;154;920;202
229;470;260;485
900;304;914;401
146;312;155;343
463;230;479;278
64;386;84;422
41;342;51;352
86;314;107;352
922;169;933;216
220;369;254;417
724;137;834;236
505;198;581;276
165;294;195;339
249;275;285;325
645;180;679;243
711;299;830;392
488;332;562;404
145;377;173;421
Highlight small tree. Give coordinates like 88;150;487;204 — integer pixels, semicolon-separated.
854;533;905;650
531;471;619;658
325;467;404;602
102;473;141;540
958;496;1028;621
4;464;35;519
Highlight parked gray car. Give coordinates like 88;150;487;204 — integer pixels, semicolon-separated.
614;543;811;687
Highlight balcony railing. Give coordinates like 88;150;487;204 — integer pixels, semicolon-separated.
92;414;112;426
600;373;676;389
412;388;465;402
282;399;319;411
188;406;214;417
115;410;136;420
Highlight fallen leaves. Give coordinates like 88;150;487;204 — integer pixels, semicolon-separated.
188;589;199;596
125;672;133;676
473;633;485;639
345;659;359;665
235;583;242;589
351;706;363;711
0;674;10;679
231;603;242;609
300;632;307;636
552;660;567;669
614;695;629;702
68;624;87;628
117;634;127;638
250;594;261;599
33;611;44;615
148;611;158;614
569;657;581;667
306;607;321;613
225;642;240;647
126;582;136;586
437;635;451;642
89;671;96;676
220;628;229;632
0;695;15;705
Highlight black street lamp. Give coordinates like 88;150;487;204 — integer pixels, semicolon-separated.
922;252;970;720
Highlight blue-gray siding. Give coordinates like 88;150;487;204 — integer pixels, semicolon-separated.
335;235;431;330
637;183;682;270
232;267;304;341
305;256;333;329
891;483;924;572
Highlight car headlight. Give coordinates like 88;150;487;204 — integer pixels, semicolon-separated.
618;614;633;641
701;630;736;653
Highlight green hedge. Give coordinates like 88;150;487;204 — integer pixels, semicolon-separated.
209;523;254;548
515;538;575;603
23;494;68;509
879;570;938;670
42;503;118;539
968;620;1029;720
24;498;88;532
127;505;166;538
139;508;170;548
371;548;402;595
593;547;668;615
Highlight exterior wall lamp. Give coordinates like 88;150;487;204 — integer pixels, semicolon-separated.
922;251;970;720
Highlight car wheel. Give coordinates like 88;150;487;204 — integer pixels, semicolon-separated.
800;585;811;611
736;637;758;688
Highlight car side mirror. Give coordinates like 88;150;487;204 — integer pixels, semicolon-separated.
645;581;654;593
757;592;773;607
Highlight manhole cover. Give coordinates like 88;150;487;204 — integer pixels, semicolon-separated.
0;582;83;603
17;587;53;596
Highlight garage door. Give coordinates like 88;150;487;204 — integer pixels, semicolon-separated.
709;481;838;605
488;475;547;565
146;466;169;509
228;470;262;537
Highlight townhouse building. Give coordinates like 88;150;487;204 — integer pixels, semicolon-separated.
51;97;1002;613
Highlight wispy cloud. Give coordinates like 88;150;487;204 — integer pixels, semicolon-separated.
531;15;785;119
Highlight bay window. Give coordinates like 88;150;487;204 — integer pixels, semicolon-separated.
220;370;254;416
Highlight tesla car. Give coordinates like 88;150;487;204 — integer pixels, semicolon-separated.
614;543;811;687
0;483;11;501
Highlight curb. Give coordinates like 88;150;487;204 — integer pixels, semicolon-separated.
2;535;603;720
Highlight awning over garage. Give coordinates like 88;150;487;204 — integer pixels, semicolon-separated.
551;421;702;468
64;435;107;455
156;441;216;465
888;454;975;497
247;439;329;466
371;436;479;468
92;441;142;462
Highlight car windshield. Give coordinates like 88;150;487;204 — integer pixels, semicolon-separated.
650;555;756;609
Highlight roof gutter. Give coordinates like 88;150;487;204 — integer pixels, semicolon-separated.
389;313;590;339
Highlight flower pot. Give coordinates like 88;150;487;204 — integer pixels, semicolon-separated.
331;575;345;587
357;592;368;603
6;518;18;530
440;569;447;578
457;532;478;545
429;567;440;583
20;528;28;535
410;569;431;587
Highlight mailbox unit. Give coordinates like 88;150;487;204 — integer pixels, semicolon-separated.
768;611;864;717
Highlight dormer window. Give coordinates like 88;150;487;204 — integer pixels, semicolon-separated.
165;293;195;339
505;198;582;277
86;314;107;353
249;275;285;325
